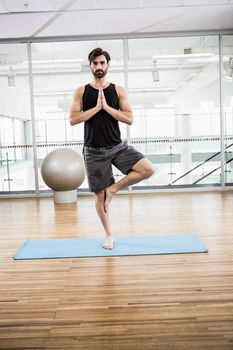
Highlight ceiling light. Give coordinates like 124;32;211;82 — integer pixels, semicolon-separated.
152;60;159;83
128;87;177;93
7;66;15;88
152;53;214;60
224;57;233;82
22;58;84;65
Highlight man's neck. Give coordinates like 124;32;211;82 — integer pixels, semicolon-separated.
91;78;109;89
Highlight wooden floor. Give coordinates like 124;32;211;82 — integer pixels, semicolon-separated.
0;191;233;350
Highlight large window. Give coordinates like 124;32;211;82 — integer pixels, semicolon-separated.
222;35;233;186
0;34;232;195
0;43;33;192
31;40;125;190
128;36;221;187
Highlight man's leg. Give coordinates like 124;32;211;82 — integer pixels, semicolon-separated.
104;158;154;212
95;190;114;249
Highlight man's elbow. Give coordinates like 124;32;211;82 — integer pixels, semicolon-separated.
69;115;75;126
128;116;133;125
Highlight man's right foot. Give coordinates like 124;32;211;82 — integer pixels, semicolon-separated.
103;235;114;250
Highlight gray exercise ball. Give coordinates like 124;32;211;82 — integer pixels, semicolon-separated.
41;148;85;202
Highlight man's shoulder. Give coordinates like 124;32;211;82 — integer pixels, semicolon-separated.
77;85;86;92
74;85;85;97
114;84;126;97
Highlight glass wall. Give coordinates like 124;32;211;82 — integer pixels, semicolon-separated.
0;34;232;195
222;35;233;186
0;43;34;192
30;40;125;190
127;36;221;188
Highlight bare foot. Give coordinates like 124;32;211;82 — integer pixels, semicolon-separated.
104;187;114;212
103;235;114;250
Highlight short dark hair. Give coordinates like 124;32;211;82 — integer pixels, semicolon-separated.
88;48;111;64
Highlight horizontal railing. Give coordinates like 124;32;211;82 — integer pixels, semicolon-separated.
0;137;233;189
0;135;233;150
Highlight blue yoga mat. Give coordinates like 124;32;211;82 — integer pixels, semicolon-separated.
13;234;208;260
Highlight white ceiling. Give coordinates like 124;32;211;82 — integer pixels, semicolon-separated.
0;0;232;40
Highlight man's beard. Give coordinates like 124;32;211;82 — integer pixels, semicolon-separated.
92;68;107;79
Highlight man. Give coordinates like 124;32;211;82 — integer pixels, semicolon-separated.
69;48;154;249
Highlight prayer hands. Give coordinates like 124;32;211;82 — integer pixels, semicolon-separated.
96;88;108;111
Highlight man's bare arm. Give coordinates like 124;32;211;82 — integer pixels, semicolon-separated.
101;86;133;125
69;86;101;126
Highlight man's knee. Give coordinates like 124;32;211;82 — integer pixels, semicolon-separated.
143;163;155;178
95;190;105;203
135;158;154;179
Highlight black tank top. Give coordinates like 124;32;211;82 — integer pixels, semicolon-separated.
82;83;121;147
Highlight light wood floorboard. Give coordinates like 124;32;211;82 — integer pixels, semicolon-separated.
0;191;233;349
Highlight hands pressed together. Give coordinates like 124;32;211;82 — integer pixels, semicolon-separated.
96;88;109;111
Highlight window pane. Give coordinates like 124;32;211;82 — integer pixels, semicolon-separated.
128;36;221;187
31;40;124;190
0;43;34;192
222;35;233;186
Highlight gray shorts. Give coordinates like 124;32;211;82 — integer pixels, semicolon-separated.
83;140;145;193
